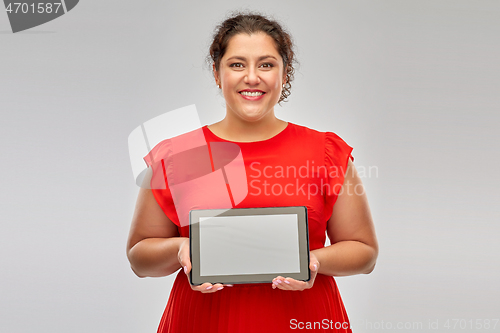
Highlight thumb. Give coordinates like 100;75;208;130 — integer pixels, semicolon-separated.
180;256;191;275
178;242;192;274
310;261;318;272
180;252;191;275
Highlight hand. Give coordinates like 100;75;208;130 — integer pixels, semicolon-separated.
271;252;319;291
177;238;232;293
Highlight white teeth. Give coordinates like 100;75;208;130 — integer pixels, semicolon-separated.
240;91;264;97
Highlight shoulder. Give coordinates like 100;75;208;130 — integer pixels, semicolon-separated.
287;123;350;146
289;123;354;165
288;122;322;135
286;123;326;142
144;127;206;166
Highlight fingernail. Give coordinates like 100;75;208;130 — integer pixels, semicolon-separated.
276;280;282;284
226;284;233;287
273;280;279;285
183;266;187;274
284;280;290;284
206;285;213;290
313;264;318;271
217;287;223;290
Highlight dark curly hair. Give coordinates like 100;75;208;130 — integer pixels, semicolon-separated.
208;12;296;104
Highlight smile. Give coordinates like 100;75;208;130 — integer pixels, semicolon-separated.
240;91;265;97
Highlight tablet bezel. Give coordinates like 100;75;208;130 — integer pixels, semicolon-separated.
189;206;310;285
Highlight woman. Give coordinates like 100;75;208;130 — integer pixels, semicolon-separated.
127;13;378;332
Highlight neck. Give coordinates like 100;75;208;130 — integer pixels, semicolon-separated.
209;111;287;142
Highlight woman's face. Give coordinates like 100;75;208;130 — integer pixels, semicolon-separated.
214;32;285;123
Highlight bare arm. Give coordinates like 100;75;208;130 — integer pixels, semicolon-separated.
312;159;378;276
126;187;185;278
272;158;378;291
126;185;231;292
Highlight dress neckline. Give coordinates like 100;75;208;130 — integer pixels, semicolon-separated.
204;122;291;144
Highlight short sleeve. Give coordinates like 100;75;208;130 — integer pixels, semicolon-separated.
324;132;354;219
143;140;181;227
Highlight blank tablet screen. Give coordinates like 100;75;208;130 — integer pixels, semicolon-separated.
199;214;300;276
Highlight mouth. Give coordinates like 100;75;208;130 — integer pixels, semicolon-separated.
239;90;265;99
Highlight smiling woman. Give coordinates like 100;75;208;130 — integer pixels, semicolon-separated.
127;12;378;333
211;32;287;136
207;13;295;142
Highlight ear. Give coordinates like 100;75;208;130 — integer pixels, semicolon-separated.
213;63;220;86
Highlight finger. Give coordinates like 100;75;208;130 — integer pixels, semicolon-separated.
275;279;293;290
279;280;306;291
276;276;312;291
272;276;308;291
309;261;318;272
272;276;285;288
178;245;192;275
272;278;283;288
309;263;319;282
180;260;191;275
308;252;319;271
284;278;307;290
273;277;298;291
213;283;225;292
272;277;282;290
192;282;213;293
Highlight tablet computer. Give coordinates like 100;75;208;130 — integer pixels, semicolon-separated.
189;206;309;285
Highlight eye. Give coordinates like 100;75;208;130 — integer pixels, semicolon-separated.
229;63;244;68
260;63;274;68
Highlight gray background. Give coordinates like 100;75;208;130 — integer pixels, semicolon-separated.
1;0;499;332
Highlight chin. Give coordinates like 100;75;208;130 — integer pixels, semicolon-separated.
239;113;267;122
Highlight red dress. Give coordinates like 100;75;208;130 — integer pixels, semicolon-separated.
145;123;354;333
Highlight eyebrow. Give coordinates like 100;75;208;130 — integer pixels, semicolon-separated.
226;55;278;62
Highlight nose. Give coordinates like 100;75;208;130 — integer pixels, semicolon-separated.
244;66;260;85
